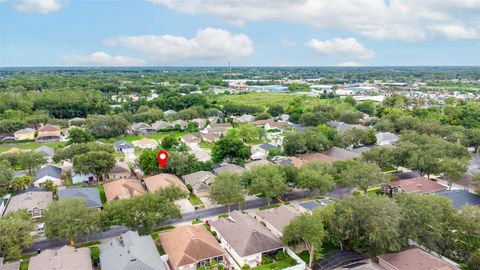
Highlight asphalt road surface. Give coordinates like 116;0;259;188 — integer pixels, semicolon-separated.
24;186;352;253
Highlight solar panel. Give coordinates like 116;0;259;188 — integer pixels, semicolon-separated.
314;250;364;270
299;200;322;211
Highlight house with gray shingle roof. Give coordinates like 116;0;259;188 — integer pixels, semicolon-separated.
213;163;246;175
375;132;399;146
114;140;134;153
211;211;284;268
34;165;62;187
254;205;299;238
181;171;215;197
3;190;53;218
59;187;102;209
100;231;168;270
438;190;480;209
323;147;360;161
34;145;55;161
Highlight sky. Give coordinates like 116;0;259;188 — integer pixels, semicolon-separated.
0;0;479;67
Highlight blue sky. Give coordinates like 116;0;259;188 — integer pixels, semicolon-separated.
1;0;479;67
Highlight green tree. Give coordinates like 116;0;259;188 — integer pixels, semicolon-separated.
355;101;376;115
329;195;402;256
283;132;307;155
101;187;182;235
73;151;115;181
254;112;271;120
10;175;33;191
238;124;264;143
161;135;179;150
283;213;325;268
212;134;251;164
340;160;384;194
18;151;46;174
209;172;245;211
85;115;129;138
441;158;469;189
68;128;94;144
344;96;357;106
304;127;333;152
296;161;335;195
43;198;100;246
245;165;288;206
473;173;480;194
268;104;284;117
0;210;35;260
0;160;14;188
139;149;160;175
362;147;395;169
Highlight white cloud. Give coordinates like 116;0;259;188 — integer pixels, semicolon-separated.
62;52;146;66
281;39;297;48
104;28;253;61
337;61;361;67
430;24;479;40
306;38;374;60
14;0;62;14
150;0;480;42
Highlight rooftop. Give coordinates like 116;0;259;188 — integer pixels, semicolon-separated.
377;246;460;270
28;245;92;270
4;190;53;215
387;177;447;195
35;165;62;181
104;178;145;202
254;205;299;233
143;173;189;193
59;187;102;208
438;190;480;208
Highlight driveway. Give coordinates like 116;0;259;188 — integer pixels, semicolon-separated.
175;199;195;213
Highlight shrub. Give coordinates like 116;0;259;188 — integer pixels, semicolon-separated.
274;251;288;261
352;190;361;196
186;184;193;193
262;256;273;264
242;264;250;269
90;246;100;265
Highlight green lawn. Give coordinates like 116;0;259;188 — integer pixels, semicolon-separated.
218;213;229;218
192;219;203;225
259;204;281;211
151;225;175;233
251;257;297;270
188;193;204;206
0;141;64;153
76;241;101;248
96;185;107;204
216;92;325;109
296;242;339;263
199;140;213;149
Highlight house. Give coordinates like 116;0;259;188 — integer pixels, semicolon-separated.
109;161;131;180
28;245;92;270
298;152;338;164
144;173;189;194
181;134;201;147
327;121;359;133
34;145;55;161
210;123;232;129
152;120;172;130
252;119;272;127
164;110;177;116
13;128;35;140
207;127;229;136
264;121;288;131
254;205;299;238
213;163;246;175
104;178;145;202
375;132;399;146
279;114;290;122
438;190;480;208
72;172;97;184
334;260;385;270
132;138;158;150
68;117;85;124
323;147;360;161
160;225;226;270
271;156;304;168
100;231;168;270
202;133;220;143
237;114;255;123
192;118;208;129
377;246;460;270
181;171;215;197
250;144;276;161
172;120;188;130
190;145;212;162
211;211;284;268
131;122;155;134
34;165;62;187
382;177;447;196
3;190;53;218
37;124;61;137
113;140;134;153
244;159;272;170
36;124;61;143
59;187;102;209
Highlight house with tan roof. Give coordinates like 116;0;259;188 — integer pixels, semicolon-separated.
131;122;155;135
160;225;226;270
297;152;338;164
201;133;220;143
28;245;92;270
3;190;53;218
181;171;215;197
254;205;300;238
271;156;304;168
103;178;145;202
382;177;447;196
211;211;284;268
172;120;188;130
36;124;61;143
323;147;360;161
377;246;460;270
144;174;189;194
108;161;131;180
152;120;172;130
13;128;35;140
132;138;158;150
181;134;201;147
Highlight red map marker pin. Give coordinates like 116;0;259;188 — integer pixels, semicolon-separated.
157;150;169;169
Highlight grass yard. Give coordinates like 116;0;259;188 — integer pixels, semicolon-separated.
192;219;203;225
76;241;101;248
199;140;213;149
151;225;175;233
112;131;188;143
218;213;229;218
188;193;204;206
259;204;281;210
296;242;339;263
251;257;297;270
0;141;64;153
96;185;107;204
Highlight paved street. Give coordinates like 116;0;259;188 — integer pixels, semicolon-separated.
24;185;352;253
